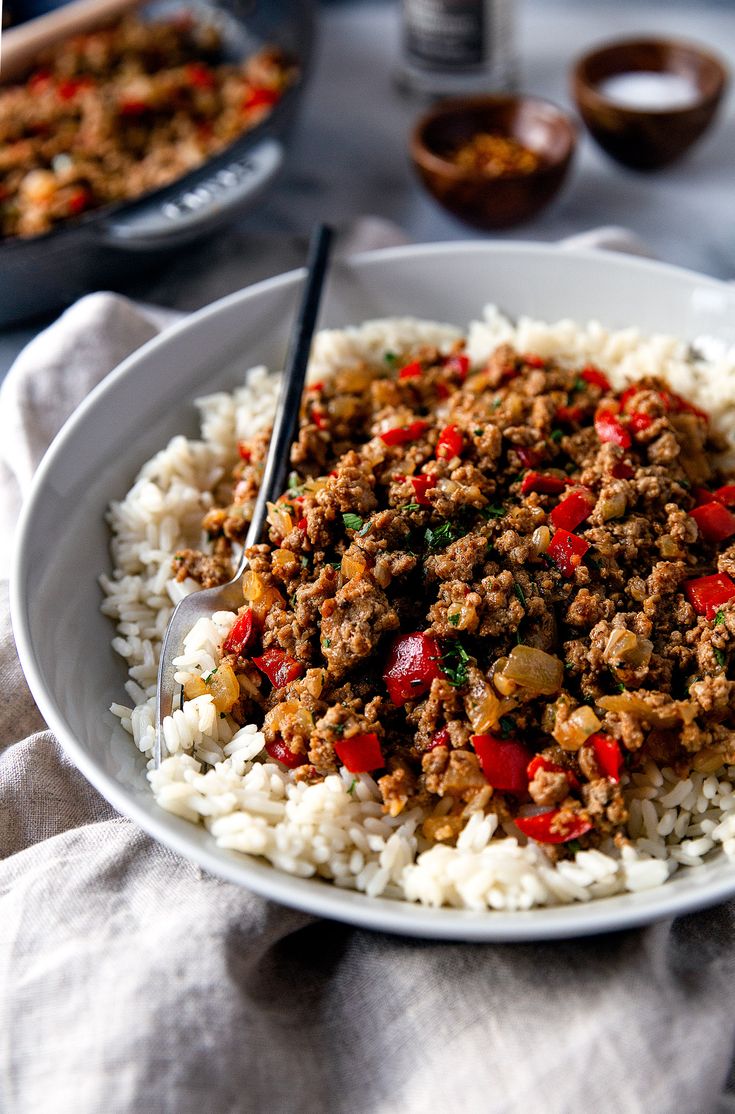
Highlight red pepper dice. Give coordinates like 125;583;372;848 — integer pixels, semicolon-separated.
383;633;444;705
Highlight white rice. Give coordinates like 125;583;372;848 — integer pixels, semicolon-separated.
102;306;735;911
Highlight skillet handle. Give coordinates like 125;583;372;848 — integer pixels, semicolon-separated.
98;137;284;251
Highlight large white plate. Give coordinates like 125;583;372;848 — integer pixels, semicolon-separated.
11;242;735;940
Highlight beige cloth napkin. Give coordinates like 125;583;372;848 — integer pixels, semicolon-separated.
3;225;735;1114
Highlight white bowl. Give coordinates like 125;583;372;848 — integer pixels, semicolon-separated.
11;242;735;941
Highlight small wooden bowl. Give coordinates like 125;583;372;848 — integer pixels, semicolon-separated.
410;95;576;230
572;37;728;171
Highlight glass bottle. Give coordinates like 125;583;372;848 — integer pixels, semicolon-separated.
397;0;517;100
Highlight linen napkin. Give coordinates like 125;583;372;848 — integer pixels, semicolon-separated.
2;224;735;1114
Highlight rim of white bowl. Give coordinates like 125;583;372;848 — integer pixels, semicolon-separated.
11;241;735;941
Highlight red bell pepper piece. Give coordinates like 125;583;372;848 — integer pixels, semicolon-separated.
28;69;52;92
297;517;308;533
67;187;90;215
186;62;215;89
253;648;304;688
380;421;429;446
693;487;716;505
618;385;640;412
119;98;149;115
222;608;257;656
383;632;444;705
243;86;280;111
690;501;735;543
660;389;709;422
57;76;93;100
580;366;611;392
408;474;437;506
514;810;593;844
237;442;252;461
516;446;542;469
436;424;463;460
523;354;546;369
594;409;631;450
546;529;590;577
445;353;470;380
527;754;580;790
311;408;328;430
611;461;634;480
715;485;735;507
521;471;567;496
398;360;422;380
684;573;735;619
629;412;653;434
472;735;532;795
549;489;594;532
429;728;451;750
334;732;384;773
556;405;585;424
265;738;306;769
589;734;622;782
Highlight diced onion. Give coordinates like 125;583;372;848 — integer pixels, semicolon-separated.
503;645;563;695
242;570;285;622
603;628;653;668
342;550;367;580
264;699;314;736
336;367;373;392
273;549;299;575
532;526;551;554
266;501;293;540
597;693;694;726
447;601;477;631
554;705;601;751
464;677;503;733
207;660;240;714
184;677;207;700
692;748;726;774
598;491;627;521
659;534;679;557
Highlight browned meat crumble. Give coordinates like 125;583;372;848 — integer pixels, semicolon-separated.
174;341;735;855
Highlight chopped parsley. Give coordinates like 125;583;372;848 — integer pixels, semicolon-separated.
573;377;586;392
492;397;502;410
448;612;460;627
342;512;364;532
323;637;331;648
347;778;358;795
202;668;217;683
287;471;301;491
499;715;515;738
715;648;727;668
332;723;346;736
300;555;310;568
481;505;506;519
615;681;627;693
715;610;726;626
513;581;527;607
474;428;484;436
425;522;459;550
441;640;471;687
357;520;372;537
402;503;421;512
550;429;563;443
383;350;398;367
565;839;583;855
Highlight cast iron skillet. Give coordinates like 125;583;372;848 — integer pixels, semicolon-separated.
0;0;315;327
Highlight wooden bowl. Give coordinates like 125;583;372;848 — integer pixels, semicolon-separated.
410;95;576;230
572;37;728;171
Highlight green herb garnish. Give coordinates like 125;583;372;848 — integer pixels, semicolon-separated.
573;377;586;392
566;839;583;854
342;512;364;532
287;471;301;491
448;612;460;627
441;640;471;687
481;505;506;519
715;648;727;668
615;681;627;693
347;778;357;795
301;555;310;568
514;582;526;607
715;610;726;626
402;503;421;512
474;428;484;436
492;397;502;410
358;520;372;537
323;637;331;648
425;522;458;550
550;429;563;443
202;668;217;683
499;715;515;738
383;351;398;367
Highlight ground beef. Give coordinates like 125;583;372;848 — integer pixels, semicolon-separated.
183;340;735;856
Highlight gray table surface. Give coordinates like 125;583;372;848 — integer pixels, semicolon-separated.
1;0;734;378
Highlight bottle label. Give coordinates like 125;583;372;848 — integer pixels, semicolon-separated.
403;0;487;69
